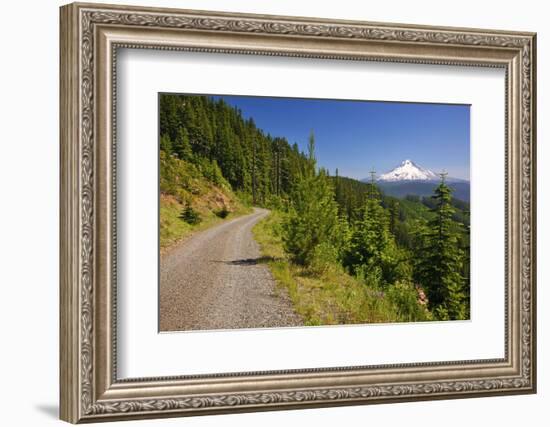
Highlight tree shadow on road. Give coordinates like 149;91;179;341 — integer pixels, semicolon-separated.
214;256;278;266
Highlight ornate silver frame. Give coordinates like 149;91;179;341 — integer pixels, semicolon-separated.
60;2;536;423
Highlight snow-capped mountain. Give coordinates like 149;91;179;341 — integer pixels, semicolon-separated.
360;159;470;202
377;159;438;182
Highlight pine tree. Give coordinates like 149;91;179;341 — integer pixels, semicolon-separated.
282;132;342;265
159;95;181;142
414;174;467;320
389;199;400;236
344;198;390;273
173;127;192;160
342;171;412;287
343;197;408;286
251;136;257;204
160;134;173;154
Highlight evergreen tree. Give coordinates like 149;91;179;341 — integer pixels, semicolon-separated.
173;127;192;160
160;134;173;154
389;199;400;236
282;133;342;265
343;194;409;286
159;95;181;142
344;198;390;275
414;174;467;320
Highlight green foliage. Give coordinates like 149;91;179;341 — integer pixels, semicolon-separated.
330;174;378;222
263;194;289;211
159;94;311;202
309;242;341;276
421;194;470;226
343;196;412;287
405;194;421;203
281;135;343;266
344;199;388;267
234;190;253;207
159;151;250;249
386;282;431;322
159;150;196;201
214;206;230;219
414;180;468;320
388;199;400;236
353;263;383;289
254;211;431;325
174;127;193;161
160;134;173;153
160;196;192;248
180;204;201;225
197;158;227;188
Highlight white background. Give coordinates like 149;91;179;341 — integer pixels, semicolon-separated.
118;49;505;378
0;0;545;426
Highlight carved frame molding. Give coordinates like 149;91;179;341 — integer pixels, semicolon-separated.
60;2;536;423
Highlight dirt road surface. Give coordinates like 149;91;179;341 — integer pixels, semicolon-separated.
159;208;303;331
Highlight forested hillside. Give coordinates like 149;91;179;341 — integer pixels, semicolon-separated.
160;94;471;322
160;94;311;205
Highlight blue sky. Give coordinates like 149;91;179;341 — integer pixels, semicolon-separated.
212;95;470;181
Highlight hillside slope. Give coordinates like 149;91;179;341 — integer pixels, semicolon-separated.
160;151;250;250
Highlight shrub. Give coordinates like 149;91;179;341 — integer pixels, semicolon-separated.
264;195;288;211
386;282;430;322
180;204;201;224
354;264;383;290
214;205;230;219
309;242;340;276
235;190;253;207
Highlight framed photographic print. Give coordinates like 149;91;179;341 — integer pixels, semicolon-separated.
59;2;537;423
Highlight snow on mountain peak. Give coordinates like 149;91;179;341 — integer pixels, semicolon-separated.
377;160;438;182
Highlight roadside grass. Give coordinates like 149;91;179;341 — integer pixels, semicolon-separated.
160;194;252;251
159;153;252;251
160;195;192;248
253;211;425;325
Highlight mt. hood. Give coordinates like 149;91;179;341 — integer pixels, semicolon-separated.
377;159;438;182
363;159;470;202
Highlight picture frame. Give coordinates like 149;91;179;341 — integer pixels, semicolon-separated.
59;2;536;423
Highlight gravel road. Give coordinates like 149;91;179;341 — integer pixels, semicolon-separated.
159;208;303;331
